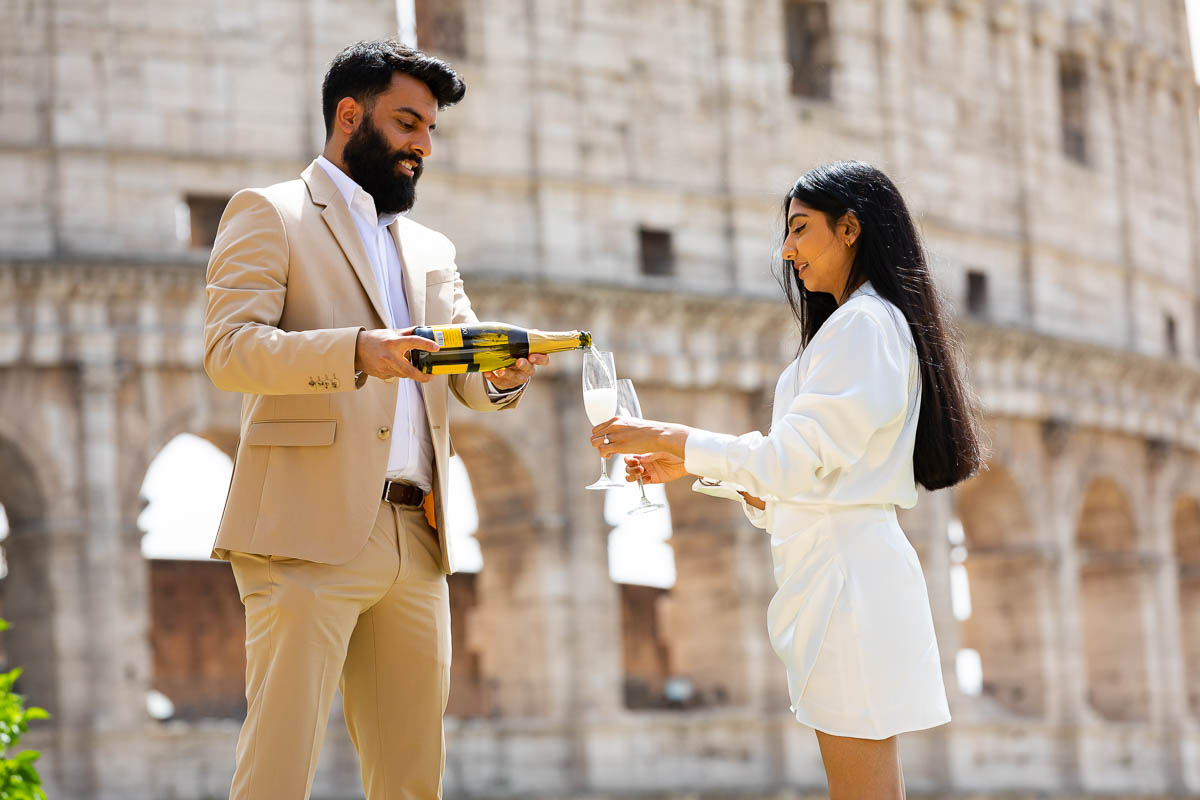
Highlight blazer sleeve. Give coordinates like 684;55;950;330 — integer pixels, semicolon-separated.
203;189;363;395
683;309;910;500
440;240;524;413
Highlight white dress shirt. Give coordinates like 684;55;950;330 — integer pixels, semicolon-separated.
316;156;436;492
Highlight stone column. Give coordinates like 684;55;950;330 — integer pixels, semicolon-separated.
78;363;153;799
1042;423;1085;789
661;481;770;711
896;487;953;788
4;507;94;797
1146;446;1190;792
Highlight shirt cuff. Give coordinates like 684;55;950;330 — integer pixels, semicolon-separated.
690;478;768;530
484;377;524;400
683;429;738;481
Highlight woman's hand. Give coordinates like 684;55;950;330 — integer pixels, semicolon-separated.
624;453;689;485
590;418;690;459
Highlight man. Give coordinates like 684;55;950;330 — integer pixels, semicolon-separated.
202;40;545;799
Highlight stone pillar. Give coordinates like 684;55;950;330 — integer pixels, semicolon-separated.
4;508;95;797
78;363;153;799
553;372;624;722
660;482;767;711
1147;449;1191;792
470;514;574;719
896;487;953;788
1043;427;1085;789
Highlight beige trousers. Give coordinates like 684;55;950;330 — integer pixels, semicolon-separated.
228;500;451;800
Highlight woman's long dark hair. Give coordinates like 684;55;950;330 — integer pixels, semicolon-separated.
775;161;985;490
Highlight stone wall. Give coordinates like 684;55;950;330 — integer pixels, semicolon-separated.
0;0;1198;797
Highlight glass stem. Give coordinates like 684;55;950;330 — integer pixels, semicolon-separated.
600;455;611;479
637;477;650;503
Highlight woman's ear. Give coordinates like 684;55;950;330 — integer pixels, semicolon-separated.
840;210;862;247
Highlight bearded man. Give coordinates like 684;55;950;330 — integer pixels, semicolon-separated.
202;40;547;800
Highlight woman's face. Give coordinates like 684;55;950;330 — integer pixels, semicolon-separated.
781;198;857;299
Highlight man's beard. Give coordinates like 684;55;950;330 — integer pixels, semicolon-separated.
342;116;424;215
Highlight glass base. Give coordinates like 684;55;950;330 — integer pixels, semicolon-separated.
585;476;624;490
627;500;665;515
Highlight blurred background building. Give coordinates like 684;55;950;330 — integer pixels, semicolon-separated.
1;0;1199;797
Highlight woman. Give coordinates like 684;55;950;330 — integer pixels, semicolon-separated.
591;161;984;799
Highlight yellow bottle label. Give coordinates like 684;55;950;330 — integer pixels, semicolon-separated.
429;362;471;375
432;326;465;348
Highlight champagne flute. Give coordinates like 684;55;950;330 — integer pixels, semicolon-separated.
616;379;665;515
582;349;622;490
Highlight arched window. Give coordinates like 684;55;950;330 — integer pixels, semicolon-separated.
444;454;488;717
953;466;1047;717
446;454;483;572
606;484;678;709
139;433;242;721
1076;478;1151;721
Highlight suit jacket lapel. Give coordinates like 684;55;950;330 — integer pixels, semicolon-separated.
301;161;392;327
389;218;426;327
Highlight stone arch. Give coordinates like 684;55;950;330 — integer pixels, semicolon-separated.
651;430;769;712
440;423;545;717
604;482;676;711
121;405;239;526
1076;477;1140;553
136;429;242;720
447;423;539;533
1173;495;1200;719
954;463;1047;717
1075;477;1151;721
123;391;242;722
0;433;55;714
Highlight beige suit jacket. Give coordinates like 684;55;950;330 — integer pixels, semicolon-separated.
203;159;519;573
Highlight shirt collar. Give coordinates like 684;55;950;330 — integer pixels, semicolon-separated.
315;155;399;228
848;280;875;300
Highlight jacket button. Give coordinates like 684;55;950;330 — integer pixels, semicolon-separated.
377;426;391;440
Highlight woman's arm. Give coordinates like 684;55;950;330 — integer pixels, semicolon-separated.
593;309;910;501
594;421;767;507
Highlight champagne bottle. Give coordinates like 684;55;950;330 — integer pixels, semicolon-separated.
407;322;593;375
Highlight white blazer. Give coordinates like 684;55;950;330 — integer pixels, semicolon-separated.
684;282;951;740
685;281;921;526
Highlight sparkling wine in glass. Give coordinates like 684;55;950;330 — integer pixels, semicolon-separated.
616;379;665;515
582;349;622;490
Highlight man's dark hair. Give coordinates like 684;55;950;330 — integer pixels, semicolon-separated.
321;40;466;138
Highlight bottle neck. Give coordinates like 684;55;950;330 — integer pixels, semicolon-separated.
528;330;591;354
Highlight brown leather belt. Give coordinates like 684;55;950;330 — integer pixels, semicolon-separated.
382;479;426;508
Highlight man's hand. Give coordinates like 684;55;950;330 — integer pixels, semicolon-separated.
485;353;549;391
354;327;440;384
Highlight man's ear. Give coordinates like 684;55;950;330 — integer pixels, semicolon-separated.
334;96;364;136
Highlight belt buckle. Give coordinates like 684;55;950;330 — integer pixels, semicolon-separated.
385;479;421;508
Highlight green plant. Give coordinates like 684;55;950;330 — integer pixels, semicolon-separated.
0;620;48;800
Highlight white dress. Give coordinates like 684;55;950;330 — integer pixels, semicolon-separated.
684;281;951;739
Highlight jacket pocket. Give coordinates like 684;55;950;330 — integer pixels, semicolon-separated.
243;419;337;447
425;266;457;285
